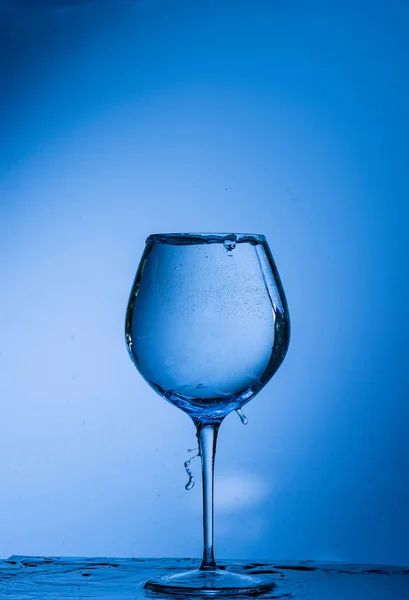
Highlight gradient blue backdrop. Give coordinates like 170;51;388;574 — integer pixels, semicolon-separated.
1;0;408;566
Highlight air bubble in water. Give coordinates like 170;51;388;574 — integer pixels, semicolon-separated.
235;408;248;425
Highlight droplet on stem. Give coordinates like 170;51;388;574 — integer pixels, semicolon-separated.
235;408;248;425
184;461;195;490
184;448;200;490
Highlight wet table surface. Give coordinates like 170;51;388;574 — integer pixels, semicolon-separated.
0;556;408;599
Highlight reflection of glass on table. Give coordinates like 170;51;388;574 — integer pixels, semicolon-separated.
1;556;408;599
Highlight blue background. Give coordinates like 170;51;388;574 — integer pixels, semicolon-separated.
1;0;408;566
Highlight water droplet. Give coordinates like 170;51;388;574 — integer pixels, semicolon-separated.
184;448;200;490
184;460;195;490
223;239;236;255
236;408;248;425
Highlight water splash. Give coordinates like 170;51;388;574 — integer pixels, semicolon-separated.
184;448;200;490
223;238;237;255
184;461;195;490
235;408;248;425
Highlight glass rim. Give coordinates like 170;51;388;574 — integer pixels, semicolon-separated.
146;233;266;245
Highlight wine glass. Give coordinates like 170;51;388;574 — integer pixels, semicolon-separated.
125;233;290;596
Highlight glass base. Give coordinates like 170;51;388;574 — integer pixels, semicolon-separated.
144;567;276;597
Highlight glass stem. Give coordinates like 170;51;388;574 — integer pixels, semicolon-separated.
196;421;220;571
